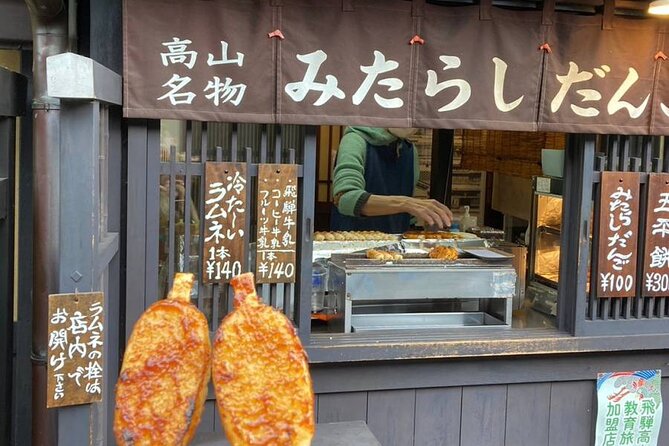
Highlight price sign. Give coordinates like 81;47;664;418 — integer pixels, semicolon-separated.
255;164;298;283
643;173;669;296
47;292;104;408
597;172;641;298
203;162;247;283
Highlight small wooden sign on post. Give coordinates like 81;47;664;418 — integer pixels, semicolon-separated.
643;173;669;296
597;171;641;298
203;162;247;283
256;164;298;283
47;292;104;408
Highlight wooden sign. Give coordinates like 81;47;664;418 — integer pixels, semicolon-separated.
256;164;298;283
47;292;104;408
597;172;641;298
643;173;669;296
203;162;247;283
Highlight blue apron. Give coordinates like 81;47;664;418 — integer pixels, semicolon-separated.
331;139;414;234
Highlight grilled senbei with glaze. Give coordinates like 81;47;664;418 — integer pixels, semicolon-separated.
213;273;315;446
114;273;211;446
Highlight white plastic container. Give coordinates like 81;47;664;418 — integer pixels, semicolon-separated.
460;205;478;232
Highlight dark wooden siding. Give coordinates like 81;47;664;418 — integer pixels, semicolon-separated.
195;353;669;446
313;379;656;446
196;379;667;446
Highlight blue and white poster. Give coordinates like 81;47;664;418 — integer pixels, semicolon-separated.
595;370;663;446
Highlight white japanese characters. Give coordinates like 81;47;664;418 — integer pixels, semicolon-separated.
645;186;669;294
204;167;247;282
154;35;658;122
47;293;104;407
600;178;638;296
551;62;650;118
158;37;247;107
285;50;346;106
256;166;298;283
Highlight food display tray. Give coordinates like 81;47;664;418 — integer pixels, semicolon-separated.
401;236;487;250
312;240;398;261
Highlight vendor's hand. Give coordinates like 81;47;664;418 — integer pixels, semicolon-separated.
401;197;453;229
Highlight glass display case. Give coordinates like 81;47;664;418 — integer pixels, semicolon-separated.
527;176;563;316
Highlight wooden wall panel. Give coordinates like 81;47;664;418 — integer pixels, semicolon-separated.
658;377;669;445
548;381;595;446
317;392;368;423
505;383;551;446
460;385;507;446
196;372;665;445
314;394;319;424
196;400;216;435
214;404;223;433
367;389;416;446
414;387;462;446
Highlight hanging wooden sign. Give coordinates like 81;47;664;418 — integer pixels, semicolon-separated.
643;173;669;296
47;292;104;408
597;172;641;298
256;164;298;284
203;162;247;283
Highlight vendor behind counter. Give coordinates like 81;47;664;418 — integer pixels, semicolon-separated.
331;126;452;234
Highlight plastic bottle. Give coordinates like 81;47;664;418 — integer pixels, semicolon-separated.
461;205;477;232
311;262;327;312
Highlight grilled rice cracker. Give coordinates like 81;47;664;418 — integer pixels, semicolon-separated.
114;273;211;446
213;273;315;446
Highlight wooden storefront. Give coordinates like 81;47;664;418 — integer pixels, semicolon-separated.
4;0;669;445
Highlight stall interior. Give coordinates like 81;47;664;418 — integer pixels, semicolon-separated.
310;127;566;333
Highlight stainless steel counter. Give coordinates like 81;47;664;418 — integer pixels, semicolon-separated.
327;255;517;333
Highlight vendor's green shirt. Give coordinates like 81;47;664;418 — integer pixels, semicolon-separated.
332;127;420;217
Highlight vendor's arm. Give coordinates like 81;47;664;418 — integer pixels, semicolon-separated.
332;133;370;217
361;195;453;228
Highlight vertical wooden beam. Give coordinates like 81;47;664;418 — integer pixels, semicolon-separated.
12;50;33;446
0;115;15;446
558;134;595;335
430;129;454;205
297;127;317;343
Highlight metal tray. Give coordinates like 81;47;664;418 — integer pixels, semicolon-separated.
312;240;397;261
462;247;515;260
351;312;507;331
401;237;487;250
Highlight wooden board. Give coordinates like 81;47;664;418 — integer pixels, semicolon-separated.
46;292;104;408
659;378;669;446
460;385;507;446
597;171;641;298
203;162;247;283
255;164;298;283
366;390;415;446
414;387;462;446
317;392;368;424
548;381;595;446
193;421;381;446
642;173;669;296
505;383;551;446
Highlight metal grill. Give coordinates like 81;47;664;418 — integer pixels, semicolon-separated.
586;135;669;321
155;121;315;338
